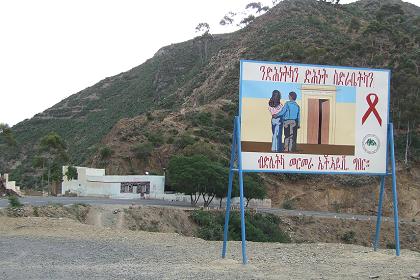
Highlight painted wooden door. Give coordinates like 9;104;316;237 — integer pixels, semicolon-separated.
320;100;330;144
307;99;319;144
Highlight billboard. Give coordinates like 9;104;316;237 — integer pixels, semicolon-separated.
239;60;390;174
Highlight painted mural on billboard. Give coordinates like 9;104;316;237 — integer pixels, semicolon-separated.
240;60;390;174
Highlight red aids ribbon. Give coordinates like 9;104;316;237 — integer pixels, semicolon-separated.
362;93;382;126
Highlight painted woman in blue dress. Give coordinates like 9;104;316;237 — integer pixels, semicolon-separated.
268;90;283;153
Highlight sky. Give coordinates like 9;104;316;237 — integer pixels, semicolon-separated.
1;0;419;126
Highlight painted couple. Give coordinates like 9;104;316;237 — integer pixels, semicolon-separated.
268;90;300;153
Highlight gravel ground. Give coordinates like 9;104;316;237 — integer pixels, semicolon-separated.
0;217;419;280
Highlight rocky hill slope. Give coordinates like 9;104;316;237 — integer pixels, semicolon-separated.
1;0;419;216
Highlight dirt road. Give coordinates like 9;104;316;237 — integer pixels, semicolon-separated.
0;216;419;280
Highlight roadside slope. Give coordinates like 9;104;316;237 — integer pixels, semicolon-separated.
0;216;419;280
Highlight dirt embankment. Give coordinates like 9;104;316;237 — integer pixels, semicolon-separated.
85;205;197;236
1;203;90;222
0;215;419;280
280;215;419;252
0;204;197;236
266;165;420;219
1;204;419;253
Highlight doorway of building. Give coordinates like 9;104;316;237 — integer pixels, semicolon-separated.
307;98;330;144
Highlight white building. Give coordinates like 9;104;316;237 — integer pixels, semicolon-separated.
0;173;22;196
62;166;165;199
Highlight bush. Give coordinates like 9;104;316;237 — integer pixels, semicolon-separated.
147;133;164;147
33;206;39;217
99;146;113;159
8;196;23;208
190;210;290;243
341;230;356;244
282;199;295;210
190;210;224;240
174;134;195;149
182;142;220;162
146;112;154;121
386;242;396;249
133;143;153;160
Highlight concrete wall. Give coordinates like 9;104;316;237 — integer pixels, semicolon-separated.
161;193;271;208
1;173;21;195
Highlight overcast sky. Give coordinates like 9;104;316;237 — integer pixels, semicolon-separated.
1;0;419;126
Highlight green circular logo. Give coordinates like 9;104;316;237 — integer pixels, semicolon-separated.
362;134;380;154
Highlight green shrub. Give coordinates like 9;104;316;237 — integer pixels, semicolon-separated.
33;206;39;217
197;112;213;126
133;143;153;160
174;134;195;149
190;210;224;240
341;230;356;244
147;133;163;147
386;242;396;249
282;199;295;210
146;112;154;121
8;196;23;208
99;146;113;159
190;210;290;243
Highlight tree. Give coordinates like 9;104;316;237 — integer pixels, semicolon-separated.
376;4;404;22
182;142;220;162
348;17;361;33
34;132;69;194
65;165;78;181
318;0;340;4
0;123;16;146
195;22;210;35
243;174;266;207
168;155;228;206
194;23;213;63
215;173;239;208
239;15;256;27
245;2;269;13
207;163;229;207
219;12;236;26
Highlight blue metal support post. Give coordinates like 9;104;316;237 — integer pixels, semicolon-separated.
373;123;400;256
222;118;237;258
389;123;400;256
221;116;247;264
236;116;248;264
374;176;386;251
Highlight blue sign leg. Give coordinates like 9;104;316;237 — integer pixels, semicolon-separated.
236;116;247;265
222;169;234;258
374;176;386;251
238;169;247;264
222;119;237;258
389;123;400;256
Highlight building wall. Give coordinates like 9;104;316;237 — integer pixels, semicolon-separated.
62;166;165;199
1;173;21;194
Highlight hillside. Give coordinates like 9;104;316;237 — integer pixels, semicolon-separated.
1;0;420;216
